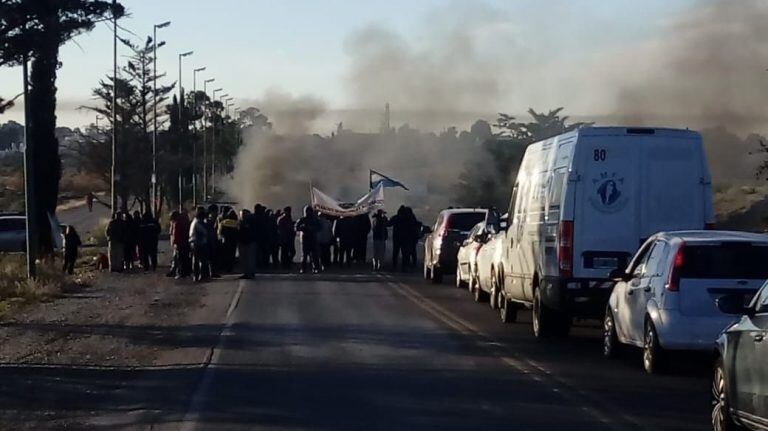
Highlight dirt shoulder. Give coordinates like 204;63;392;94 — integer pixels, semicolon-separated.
0;263;239;431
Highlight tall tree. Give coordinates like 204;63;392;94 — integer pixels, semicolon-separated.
0;0;124;253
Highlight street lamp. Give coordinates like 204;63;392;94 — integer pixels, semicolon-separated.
202;78;215;199
152;20;170;216
191;66;206;206
211;87;223;197
177;50;193;211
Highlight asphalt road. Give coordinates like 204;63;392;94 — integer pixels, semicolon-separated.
177;272;711;431
57;201;110;240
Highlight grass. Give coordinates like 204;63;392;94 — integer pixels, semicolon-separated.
0;254;95;319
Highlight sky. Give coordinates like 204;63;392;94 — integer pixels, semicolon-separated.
0;0;698;129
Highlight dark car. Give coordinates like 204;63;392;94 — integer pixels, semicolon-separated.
0;214;26;253
423;208;487;284
712;282;768;430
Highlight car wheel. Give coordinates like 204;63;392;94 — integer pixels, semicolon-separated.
500;293;517;323
489;281;499;310
423;261;432;280
533;288;568;338
472;274;488;303
603;308;622;358
643;320;666;374
712;356;741;431
431;266;443;284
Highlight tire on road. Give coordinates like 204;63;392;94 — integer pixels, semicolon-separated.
499;292;517;323
455;266;467;289
712;356;742;431
472;274;488;303
532;287;570;338
423;261;432;280
431;266;443;284
603;307;622;358
643;319;667;374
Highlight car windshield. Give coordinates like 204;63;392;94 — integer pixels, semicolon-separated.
680;243;768;279
446;212;486;232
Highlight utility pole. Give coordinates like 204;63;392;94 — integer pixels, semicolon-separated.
202;78;215;200
22;54;36;279
152;20;171;216
177;50;193;211
111;0;118;213
192;66;205;207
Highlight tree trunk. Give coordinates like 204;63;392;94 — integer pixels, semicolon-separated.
28;37;61;256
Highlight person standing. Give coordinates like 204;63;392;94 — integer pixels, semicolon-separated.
86;192;94;212
371;209;388;271
238;209;256;279
277;206;296;268
333;216;354;267
189;207;210;282
62;225;82;275
106;212;125;273
317;212;334;269
205;205;220;279
138;211;161;272
295;206;321;274
353;213;371;263
403;207;422;270
388;206;407;271
218;210;239;273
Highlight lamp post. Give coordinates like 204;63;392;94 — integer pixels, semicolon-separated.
191;66;206;206
177;50;193;211
111;0;118;213
152;21;170;216
212;93;228;197
22;53;36;279
202;78;215;200
211;88;223;198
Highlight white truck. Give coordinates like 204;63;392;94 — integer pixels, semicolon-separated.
495;126;715;337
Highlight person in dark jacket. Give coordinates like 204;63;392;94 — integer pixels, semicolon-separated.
388;206;408;271
353;213;371;263
206;205;221;278
265;209;280;267
238;209;256;279
403;207;422;270
295;206;321;274
218;210;239;272
123;210;140;270
106;212;125;273
333;216;355;267
138;211;161;272
277;206;296;268
252;204;269;269
62;225;82;275
371;209;388;271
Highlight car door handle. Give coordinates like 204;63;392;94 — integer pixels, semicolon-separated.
753;332;765;342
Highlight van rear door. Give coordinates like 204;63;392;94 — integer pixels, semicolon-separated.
572;135;641;279
639;135;709;237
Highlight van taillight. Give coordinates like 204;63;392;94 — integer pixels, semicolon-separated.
558;221;574;279
705;222;715;230
666;245;685;292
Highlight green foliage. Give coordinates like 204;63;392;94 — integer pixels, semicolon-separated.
455;108;588;209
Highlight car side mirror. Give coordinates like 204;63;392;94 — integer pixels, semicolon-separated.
609;268;631;282
717;294;751;316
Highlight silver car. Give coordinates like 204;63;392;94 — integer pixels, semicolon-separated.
0;215;26;253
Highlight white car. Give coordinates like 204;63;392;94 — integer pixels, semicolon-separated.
604;231;768;374
455;221;488;291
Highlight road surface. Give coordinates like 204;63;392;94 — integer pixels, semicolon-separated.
168;272;710;431
57;200;110;240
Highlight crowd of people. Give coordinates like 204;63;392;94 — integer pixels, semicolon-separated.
158;203;425;282
93;202;424;281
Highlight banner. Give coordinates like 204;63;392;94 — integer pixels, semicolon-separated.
311;184;384;217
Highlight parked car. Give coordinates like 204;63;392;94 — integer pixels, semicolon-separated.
424;208;487;283
712;278;768;431
497;126;715;338
455;221;487;291
604;231;768;374
474;212;507;307
0;214;26;252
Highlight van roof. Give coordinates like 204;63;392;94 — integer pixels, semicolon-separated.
576;126;700;139
655;230;768;243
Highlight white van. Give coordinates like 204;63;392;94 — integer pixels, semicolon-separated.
496;126;714;338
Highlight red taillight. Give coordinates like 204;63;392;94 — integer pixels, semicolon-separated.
705;222;715;230
666;244;685;292
558;221;574;279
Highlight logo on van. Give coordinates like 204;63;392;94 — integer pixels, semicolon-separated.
590;172;629;213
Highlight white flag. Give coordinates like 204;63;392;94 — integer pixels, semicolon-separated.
311;184;384;217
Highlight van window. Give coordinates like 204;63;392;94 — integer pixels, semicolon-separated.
680;244;768;279
547;170;566;216
508;184;519;217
